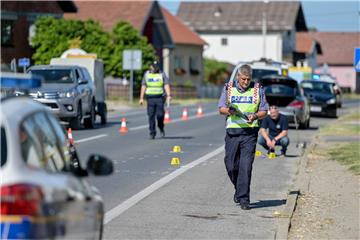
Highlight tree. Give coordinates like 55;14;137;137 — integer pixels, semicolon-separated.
109;21;157;83
31;16;112;68
31;17;157;82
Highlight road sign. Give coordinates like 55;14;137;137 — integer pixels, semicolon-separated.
354;48;360;72
18;58;30;67
123;50;142;70
122;50;142;103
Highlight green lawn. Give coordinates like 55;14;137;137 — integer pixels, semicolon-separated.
320;111;360;136
317;111;360;175
328;142;360;175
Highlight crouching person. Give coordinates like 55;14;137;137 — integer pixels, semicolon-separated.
258;105;289;156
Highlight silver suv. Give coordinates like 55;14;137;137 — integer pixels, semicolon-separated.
27;65;96;129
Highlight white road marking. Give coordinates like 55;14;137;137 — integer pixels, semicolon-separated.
76;134;107;143
75;111;218;144
104;145;224;224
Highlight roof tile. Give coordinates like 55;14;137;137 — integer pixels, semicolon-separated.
161;7;206;46
177;1;303;32
64;1;152;31
311;32;360;65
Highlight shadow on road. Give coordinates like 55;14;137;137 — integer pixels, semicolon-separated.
161;136;193;140
288;126;319;130
250;199;286;209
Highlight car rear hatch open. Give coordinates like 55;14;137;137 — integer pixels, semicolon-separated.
260;76;299;107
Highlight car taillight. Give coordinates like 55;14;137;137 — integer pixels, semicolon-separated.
0;184;44;216
289;100;305;109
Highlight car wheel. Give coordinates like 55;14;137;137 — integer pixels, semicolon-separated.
98;102;107;125
329;109;337;118
98;216;103;240
70;104;82;130
306;117;310;129
84;103;95;129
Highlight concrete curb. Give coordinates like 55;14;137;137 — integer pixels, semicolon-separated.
275;134;320;240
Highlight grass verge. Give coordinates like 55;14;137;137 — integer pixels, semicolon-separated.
320;111;360;136
316;110;360;175
327;142;360;175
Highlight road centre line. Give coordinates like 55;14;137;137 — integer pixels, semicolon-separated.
104;145;224;224
76;134;107;143
128;111;218;131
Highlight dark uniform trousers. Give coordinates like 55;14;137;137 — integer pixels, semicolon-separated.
147;96;165;137
224;132;258;204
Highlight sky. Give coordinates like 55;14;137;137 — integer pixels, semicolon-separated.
159;0;360;32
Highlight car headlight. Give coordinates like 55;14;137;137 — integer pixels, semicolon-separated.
326;98;336;104
15;91;25;96
59;89;77;98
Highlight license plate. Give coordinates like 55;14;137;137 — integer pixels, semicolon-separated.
311;106;322;112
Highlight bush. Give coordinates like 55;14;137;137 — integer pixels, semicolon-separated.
204;58;232;85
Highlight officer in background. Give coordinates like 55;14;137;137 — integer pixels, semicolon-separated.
139;61;171;139
218;64;268;210
258;105;289;156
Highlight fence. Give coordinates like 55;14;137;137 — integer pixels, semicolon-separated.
105;79;222;100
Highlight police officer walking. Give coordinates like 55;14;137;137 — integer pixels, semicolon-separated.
218;64;268;210
139;61;171;139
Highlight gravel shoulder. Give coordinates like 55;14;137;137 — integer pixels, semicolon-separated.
288;112;360;239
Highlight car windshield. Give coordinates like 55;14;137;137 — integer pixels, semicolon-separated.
252;69;278;81
29;69;74;84
264;84;296;96
301;81;334;94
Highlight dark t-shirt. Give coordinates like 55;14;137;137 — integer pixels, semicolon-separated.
260;114;288;138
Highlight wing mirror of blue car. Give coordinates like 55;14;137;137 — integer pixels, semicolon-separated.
87;154;114;176
78;78;88;85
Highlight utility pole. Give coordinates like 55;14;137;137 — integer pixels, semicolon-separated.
262;0;269;59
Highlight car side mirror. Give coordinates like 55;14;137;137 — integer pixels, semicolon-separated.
78;78;88;85
87;154;113;176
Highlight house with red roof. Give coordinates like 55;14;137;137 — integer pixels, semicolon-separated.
294;32;322;69
161;7;207;87
65;1;206;87
1;1;77;68
311;32;360;92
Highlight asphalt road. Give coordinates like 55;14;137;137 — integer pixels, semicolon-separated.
72;99;358;239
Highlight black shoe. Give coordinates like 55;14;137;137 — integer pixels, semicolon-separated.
160;129;165;138
240;202;250;210
233;195;240;204
149;135;155;140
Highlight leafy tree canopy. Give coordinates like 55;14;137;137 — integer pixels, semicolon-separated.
31;17;157;82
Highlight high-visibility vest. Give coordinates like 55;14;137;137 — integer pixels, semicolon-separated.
145;73;164;96
226;83;260;129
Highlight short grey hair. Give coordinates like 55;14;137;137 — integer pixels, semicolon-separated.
238;64;252;76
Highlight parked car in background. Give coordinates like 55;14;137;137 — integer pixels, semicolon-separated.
0;74;113;239
312;74;342;108
260;75;311;129
27;65;96;129
246;58;290;82
300;80;338;118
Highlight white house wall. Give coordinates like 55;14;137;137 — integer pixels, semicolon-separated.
200;33;283;64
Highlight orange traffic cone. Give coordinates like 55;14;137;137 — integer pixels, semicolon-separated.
196;105;204;117
119;118;128;134
67;128;74;145
164;110;172;123
181;108;189;121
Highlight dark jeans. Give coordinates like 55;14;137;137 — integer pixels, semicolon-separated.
147;97;165;137
257;135;290;153
224;133;258;204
